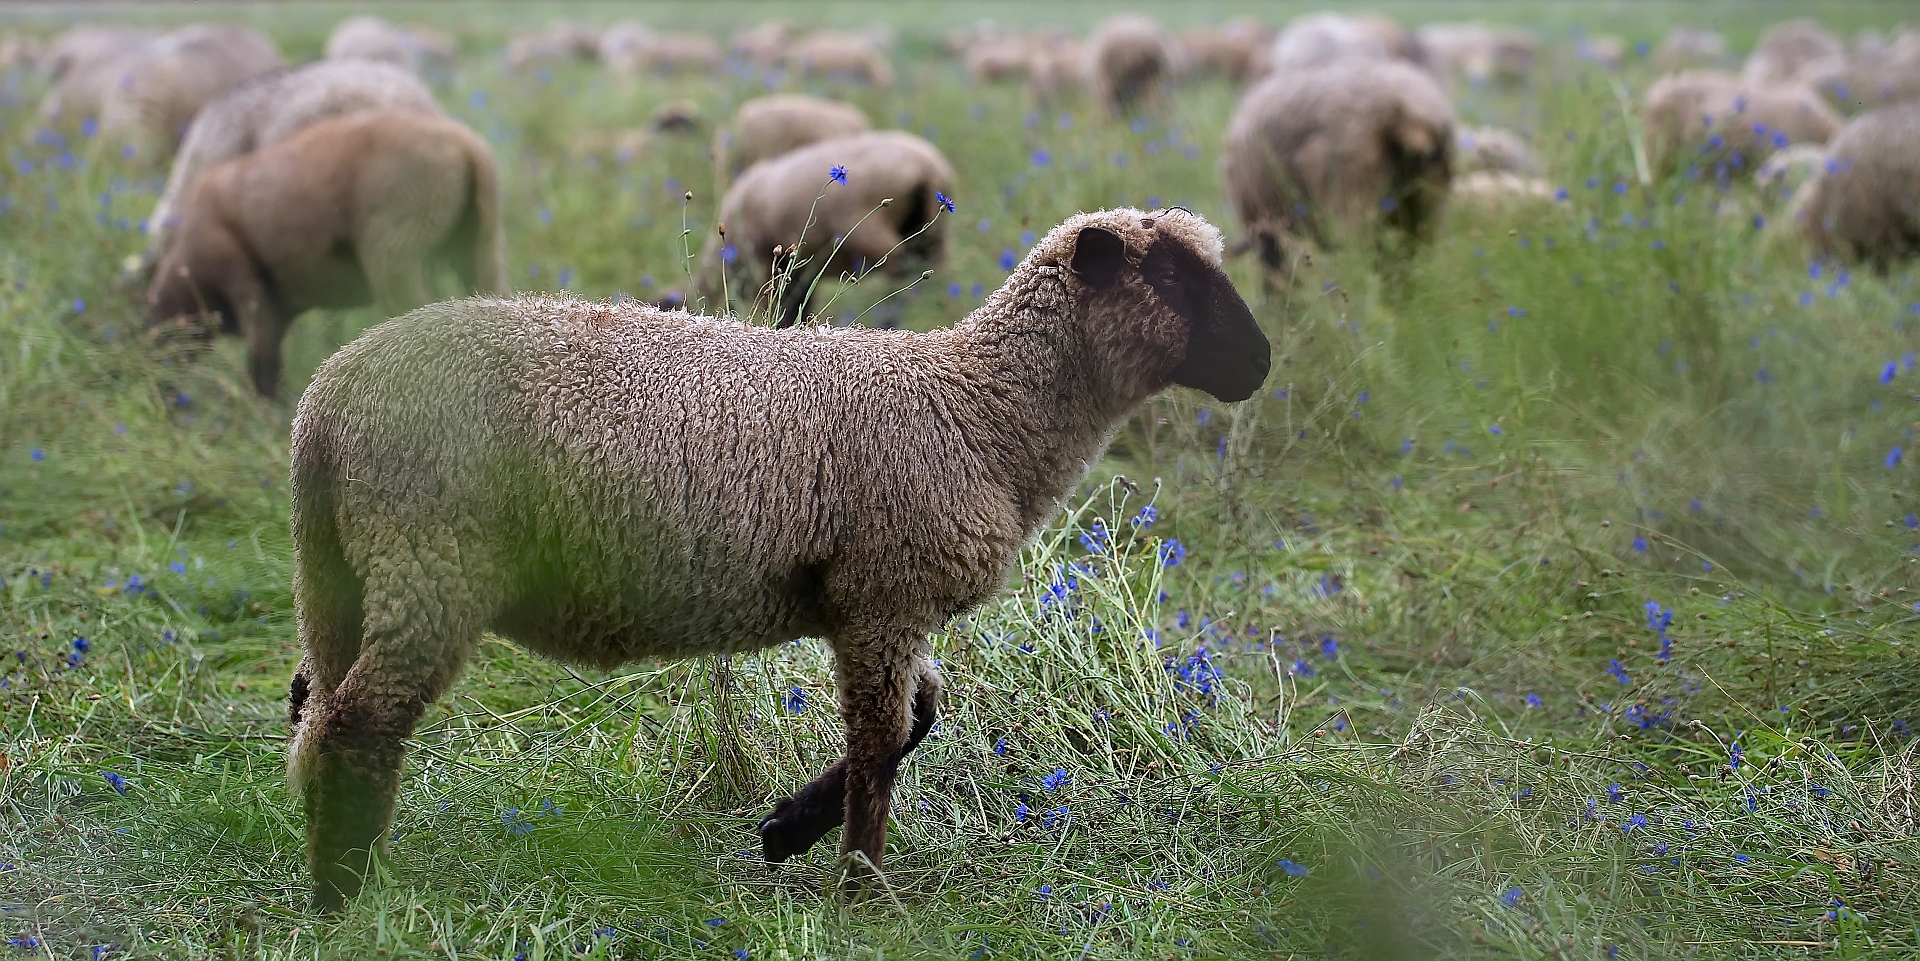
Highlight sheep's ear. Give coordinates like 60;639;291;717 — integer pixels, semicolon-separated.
1070;225;1128;288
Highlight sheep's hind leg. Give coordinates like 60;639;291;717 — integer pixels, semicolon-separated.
758;656;941;870
302;540;486;913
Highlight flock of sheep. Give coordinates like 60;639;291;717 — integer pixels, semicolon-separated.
8;9;1919;914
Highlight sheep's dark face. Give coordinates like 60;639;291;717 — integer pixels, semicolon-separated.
144;262;227;346
1072;224;1271;402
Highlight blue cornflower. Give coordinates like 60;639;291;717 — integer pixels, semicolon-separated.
72;298;85;315
1632;536;1648;553
1905;514;1917;530
1500;887;1523;908
1041;805;1067;830
30;448;44;462
735;951;750;960
936;191;955;213
1132;505;1157;529
999;248;1016;271
706;918;726;927
73;637;91;654
1730;742;1743;769
1525;693;1542;708
1488;424;1503;436
1608;660;1632;684
1623;812;1648;834
1042;768;1070;792
170;561;186;574
1289;659;1316;678
1608;783;1625;803
828;165;848;184
1889;446;1904;469
1645;601;1672;634
1015;802;1030;823
1277;858;1310;877
1031;149;1051;166
784;686;806;714
1554;187;1570;201
1320;636;1339;658
1883;361;1898;384
1159;539;1185;567
103;771;127;794
993;738;1008;755
1507;305;1524;318
540;798;562;817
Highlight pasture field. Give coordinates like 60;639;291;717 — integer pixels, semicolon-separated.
3;1;1920;957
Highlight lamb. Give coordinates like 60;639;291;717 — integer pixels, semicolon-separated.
1743;19;1847;91
324;15;456;78
128;59;444;287
1456;126;1540;176
1791;103;1920;270
144;110;505;399
97;24;285;162
701;131;953;327
1178;19;1274;84
1084;15;1178;114
714;94;871;181
1655;26;1728;72
784;30;893;87
1641;71;1841;177
285;206;1271;911
1222;56;1454;271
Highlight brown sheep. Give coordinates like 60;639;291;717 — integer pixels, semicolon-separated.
144;110;506;398
1457;126;1540;176
94;24;284;163
784;30;893;87
1793;103;1920;269
1178;19;1274;84
1642;71;1842;177
285;206;1271;911
714;93;871;180
130;59;443;287
324;16;456;78
1222;57;1454;271
1655;26;1729;72
1743;19;1847;91
702;131;953;327
1084;14;1178;114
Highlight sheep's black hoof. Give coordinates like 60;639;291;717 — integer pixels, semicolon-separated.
757;794;838;863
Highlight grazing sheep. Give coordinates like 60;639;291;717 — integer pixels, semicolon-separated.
1574;35;1627;71
602;26;722;76
1084;14;1177;114
1222;57;1454;270
1268;13;1390;73
1655;26;1728;71
1792;103;1920;269
1743;19;1847;91
1456;126;1540;176
1642;71;1841;177
1415;23;1538;87
702;131;953;327
1451;171;1558;211
286;205;1271;912
0;32;40;72
1178;19;1274;83
37;25;157;130
649;100;703;134
732;22;790;66
784;30;893;87
715;94;871;179
95;24;285;162
130;59;443;287
596;21;653;73
1845;29;1920;108
964;34;1036;84
324;16;455;78
144;110;505;398
506;22;599;71
1026;35;1085;103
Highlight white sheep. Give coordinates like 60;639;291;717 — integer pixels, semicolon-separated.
1655;26;1729;72
285;207;1272;911
1457;126;1540;176
324;16;455;79
714;93;872;181
783;30;893;87
1791;103;1920;269
1083;14;1177;114
1743;19;1847;92
97;24;285;162
1641;71;1841;177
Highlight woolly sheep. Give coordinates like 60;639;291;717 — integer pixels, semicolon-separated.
129;59;444;287
1026;35;1085;103
1084;14;1178;114
1574;35;1627;71
324;16;455;78
702;130;953;327
1451;171;1558;211
784;30;893;87
596;21;653;73
1178;19;1273;84
732;22;790;65
1844;29;1920;109
1792;103;1920;269
1415;23;1538;87
601;25;722;76
1743;19;1847;91
505;22;599;71
1456;126;1540;176
964;34;1037;84
1222;56;1454;270
1268;13;1390;73
285;206;1271;911
1655;26;1728;72
0;32;40;72
38;24;153;113
94;24;285;163
1642;71;1841;177
144;110;505;398
714;94;871;181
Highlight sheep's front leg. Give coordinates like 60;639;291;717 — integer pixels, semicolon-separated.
758;656;941;867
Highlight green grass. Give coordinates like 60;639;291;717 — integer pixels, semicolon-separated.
5;2;1920;958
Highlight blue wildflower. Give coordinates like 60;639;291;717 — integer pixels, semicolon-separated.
103;771;127;794
1277;859;1310;877
1159;539;1185;567
1608;660;1632;684
999;248;1016;271
1525;693;1542;708
1031;149;1051;166
1730;742;1743;769
1042;768;1070;792
1501;887;1523;908
1888;446;1904;469
936;190;955;213
1632;536;1648;553
784;687;806;714
1623;812;1648;834
829;165;848;184
1132;504;1157;529
1608;783;1625;803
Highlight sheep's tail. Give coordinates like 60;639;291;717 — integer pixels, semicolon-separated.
466;136;509;296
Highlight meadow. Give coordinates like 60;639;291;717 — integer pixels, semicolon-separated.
3;1;1919;957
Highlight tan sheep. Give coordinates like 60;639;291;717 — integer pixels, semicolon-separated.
1642;71;1841;177
1452;171;1558;211
1655;26;1729;72
596;21;653;73
1845;29;1920;109
1268;13;1390;73
784;30;893;87
1178;19;1274;84
130;59;443;287
1222;56;1454;270
1457;126;1540;175
1026;35;1085;104
602;25;722;76
1415;23;1538;87
285;206;1270;911
1792;103;1920;269
324;16;455;78
37;25;158;129
1743;19;1847;91
1574;35;1627;71
0;32;41;72
964;34;1037;84
714;93;871;181
1084;14;1177;114
702;131;953;327
96;24;285;163
505;22;599;71
144;110;506;398
732;22;790;66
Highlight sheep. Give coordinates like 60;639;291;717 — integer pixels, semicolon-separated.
1451;171;1558;211
601;26;722;76
128;59;444;288
1641;71;1841;177
94;24;285;163
1084;14;1178;114
36;25;158;130
1743;19;1847;91
0;32;40;73
784;30;893;87
506;22;599;71
324;16;455;78
596;21;653;73
1574;35;1627;71
1655;26;1729;72
1414;23;1538;87
701;130;953;327
964;34;1037;84
1456;126;1540;176
285;205;1272;911
1178;19;1274;84
1267;13;1390;73
714;93;871;180
732;22;790;66
1845;29;1920;109
1222;56;1454;271
144;110;505;399
1026;35;1085;104
1791;103;1920;270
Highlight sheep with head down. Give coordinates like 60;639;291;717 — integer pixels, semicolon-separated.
1641;71;1841;178
1267;12;1410;75
714;93;871;181
325;15;455;79
701;130;953;327
101;24;284;162
285;206;1270;911
1084;14;1178;114
784;30;893;87
37;24;155;128
127;59;443;287
1655;26;1728;72
1222;56;1454;272
1178;19;1274;84
1456;126;1539;176
1790;103;1920;270
1743;19;1847;92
